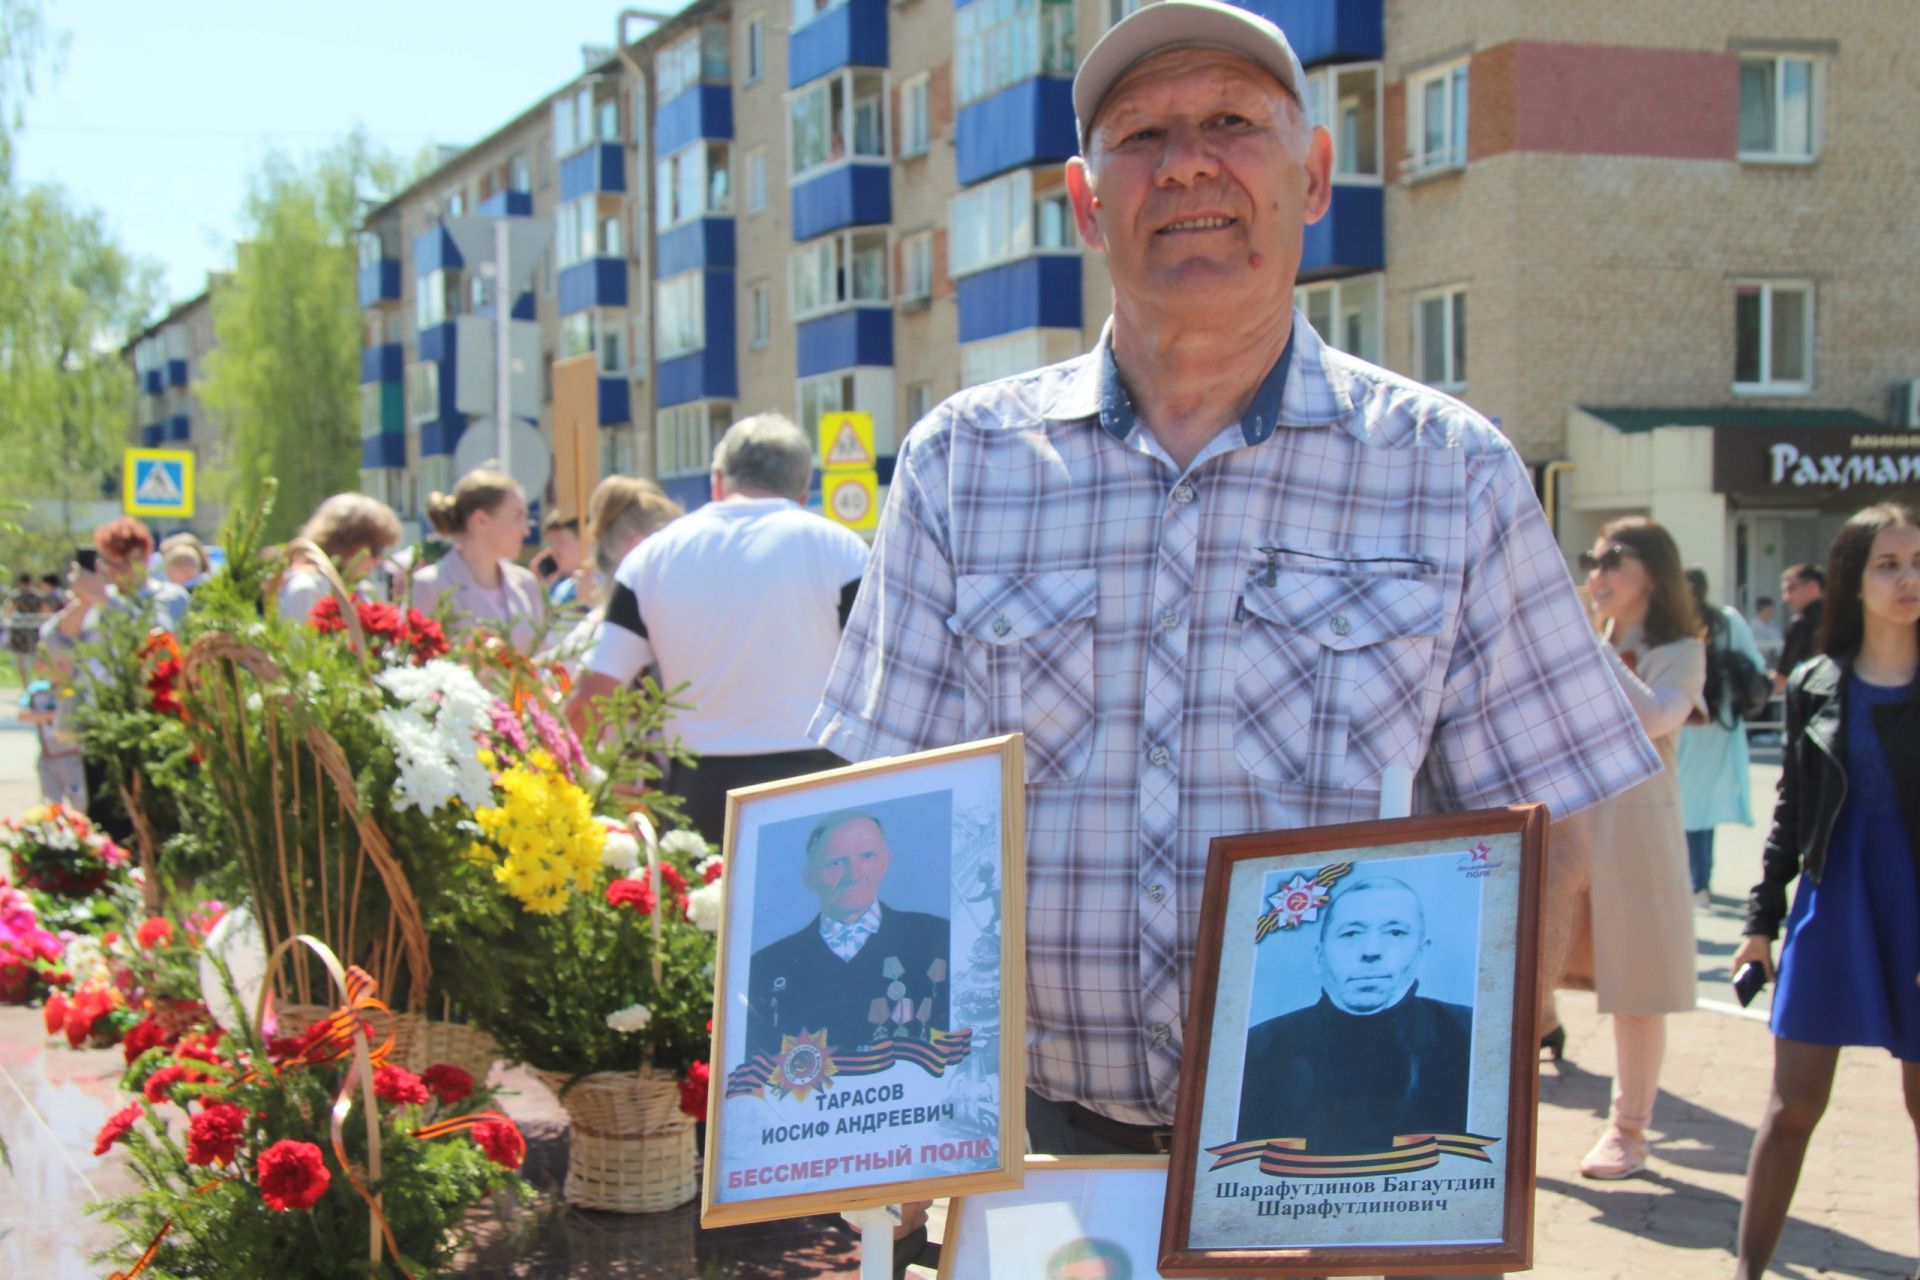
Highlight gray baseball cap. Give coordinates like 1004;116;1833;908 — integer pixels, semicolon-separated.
1073;0;1308;152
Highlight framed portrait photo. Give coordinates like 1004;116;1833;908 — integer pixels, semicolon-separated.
701;734;1027;1227
942;1156;1238;1280
1161;807;1547;1277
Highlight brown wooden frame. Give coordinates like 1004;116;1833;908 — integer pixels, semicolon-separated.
700;734;1027;1227
1159;806;1548;1277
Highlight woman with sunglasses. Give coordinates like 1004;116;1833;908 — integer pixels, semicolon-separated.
1542;517;1706;1180
1733;503;1920;1280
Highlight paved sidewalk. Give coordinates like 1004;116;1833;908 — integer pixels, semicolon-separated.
2;739;1913;1277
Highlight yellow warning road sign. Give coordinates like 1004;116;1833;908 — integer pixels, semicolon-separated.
819;411;876;471
123;448;195;518
823;469;880;531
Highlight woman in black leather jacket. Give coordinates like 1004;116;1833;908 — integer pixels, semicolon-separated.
1733;503;1920;1280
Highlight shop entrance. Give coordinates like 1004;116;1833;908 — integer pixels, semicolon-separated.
1732;509;1850;616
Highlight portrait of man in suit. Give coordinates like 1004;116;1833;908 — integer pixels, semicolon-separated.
744;809;952;1061
1045;1236;1132;1280
1235;876;1473;1154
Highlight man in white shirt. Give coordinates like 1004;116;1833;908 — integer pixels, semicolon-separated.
568;413;870;844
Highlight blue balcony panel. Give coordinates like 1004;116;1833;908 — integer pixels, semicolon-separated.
413;225;461;275
368;382;405;433
790;0;889;88
791;164;891;241
598;377;631;426
166;359;188;388
357;259;401;307
1238;0;1382;66
797;310;894;378
420;417;467;458
1298;183;1384;280
362;433;408;469
142;369;163;395
955;78;1077;186
655;85;734;155
478;190;534;218
660;473;710;513
559;143;628;202
476;294;538;323
165;414;191;442
656;278;737;407
558;258;629;317
418;320;457;365
139;423;163;447
360;342;404;385
957;256;1083;344
658;218;737;277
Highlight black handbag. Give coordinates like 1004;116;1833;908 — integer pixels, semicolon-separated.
1705;612;1773;726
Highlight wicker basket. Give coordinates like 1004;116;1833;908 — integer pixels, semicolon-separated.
272;1002;423;1067
413;1019;500;1082
534;1068;697;1213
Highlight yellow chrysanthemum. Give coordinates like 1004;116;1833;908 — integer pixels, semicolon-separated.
465;752;606;914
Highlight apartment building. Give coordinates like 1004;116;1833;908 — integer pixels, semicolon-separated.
354;0;1920;609
125;285;227;539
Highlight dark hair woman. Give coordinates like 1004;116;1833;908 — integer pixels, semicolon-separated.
1539;516;1707;1180
1733;503;1920;1280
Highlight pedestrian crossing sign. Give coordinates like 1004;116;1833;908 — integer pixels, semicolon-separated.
819;411;876;471
123;448;194;518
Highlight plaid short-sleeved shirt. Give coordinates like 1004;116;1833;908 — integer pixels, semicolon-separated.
810;315;1660;1125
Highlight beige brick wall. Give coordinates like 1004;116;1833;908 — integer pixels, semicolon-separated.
733;5;795;434
891;2;963;440
1381;0;1920;462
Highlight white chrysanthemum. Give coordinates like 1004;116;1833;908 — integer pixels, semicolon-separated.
63;935;111;986
659;829;708;860
601;830;641;872
685;880;724;934
605;1003;653;1034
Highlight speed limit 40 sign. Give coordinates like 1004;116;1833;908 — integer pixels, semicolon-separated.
823;469;880;531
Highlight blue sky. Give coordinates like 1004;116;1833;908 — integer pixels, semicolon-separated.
14;0;683;308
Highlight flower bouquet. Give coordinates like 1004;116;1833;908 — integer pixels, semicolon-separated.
0;877;63;1003
92;950;527;1280
0;802;130;896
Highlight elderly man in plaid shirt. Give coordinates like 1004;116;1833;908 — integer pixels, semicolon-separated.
812;0;1659;1165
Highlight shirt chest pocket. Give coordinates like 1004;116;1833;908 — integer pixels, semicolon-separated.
1235;569;1444;791
947;569;1098;783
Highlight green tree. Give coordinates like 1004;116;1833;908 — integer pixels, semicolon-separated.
0;0;60;180
201;129;410;542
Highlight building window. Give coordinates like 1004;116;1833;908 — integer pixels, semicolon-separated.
560;310;595;361
899;74;930;158
357;232;387;269
445;189;466;218
359;384;382;440
1408;60;1468;174
657;141;732;230
599;426;637;479
507;154;530;193
1412;287;1467;391
907;380;934;422
1739;55;1819;162
744;17;765;85
1303;63;1381;182
658;402;728;476
656;24;729;105
798;371;857;440
961;330;1047;387
750;281;772;348
407;361;440;423
791;0;848;30
957;0;1075;108
557;197;617;267
1735;281;1812;394
415;269;456;330
746;147;768;214
792;228;890;320
948;167;1075;278
1108;0;1144;23
656;272;707;359
789;69;889;182
1295;274;1382;365
900;231;933;302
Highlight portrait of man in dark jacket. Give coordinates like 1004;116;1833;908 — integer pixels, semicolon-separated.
1236;876;1473;1154
745;809;951;1061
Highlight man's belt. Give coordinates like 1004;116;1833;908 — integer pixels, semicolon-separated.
1058;1099;1175;1155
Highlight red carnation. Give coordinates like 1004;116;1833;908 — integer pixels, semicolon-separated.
357;600;405;640
678;1061;710;1120
307;596;345;633
186;1102;248;1167
373;1063;429;1106
257;1139;331;1211
266;1035;304;1061
471;1118;526;1169
404;610;449;662
605;878;657;915
122;1016;168;1064
65;986;113;1047
42;990;67;1036
142;1063;189;1103
135;916;174;949
700;859;723;884
93;1103;143;1156
422;1063;474;1105
659;863;688;896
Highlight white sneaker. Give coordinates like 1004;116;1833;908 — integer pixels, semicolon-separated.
1694;889;1711;908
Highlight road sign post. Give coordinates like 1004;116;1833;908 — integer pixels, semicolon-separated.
817;411;879;532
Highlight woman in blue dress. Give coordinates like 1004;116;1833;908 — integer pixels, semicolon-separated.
1734;502;1920;1280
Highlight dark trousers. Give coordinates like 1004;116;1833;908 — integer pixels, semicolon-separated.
666;748;845;849
1686;827;1715;894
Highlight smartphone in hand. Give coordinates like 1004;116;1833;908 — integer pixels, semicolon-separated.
75;547;99;574
533;551;559;580
1733;961;1767;1008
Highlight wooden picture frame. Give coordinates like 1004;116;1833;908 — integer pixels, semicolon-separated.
700;734;1027;1227
943;1155;1242;1280
1160;807;1547;1276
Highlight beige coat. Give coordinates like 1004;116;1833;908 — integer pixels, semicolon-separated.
409;550;548;655
1566;631;1706;1015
